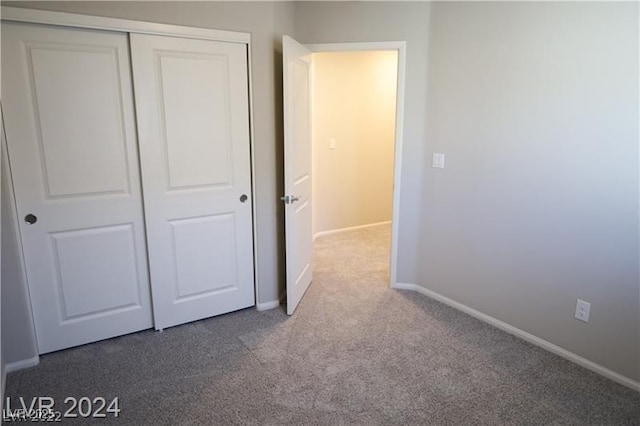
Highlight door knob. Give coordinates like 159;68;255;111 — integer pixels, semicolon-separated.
280;195;300;204
240;194;248;203
25;214;37;225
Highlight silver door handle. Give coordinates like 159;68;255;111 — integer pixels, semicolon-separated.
280;195;300;204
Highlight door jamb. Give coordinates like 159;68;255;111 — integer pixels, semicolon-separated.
0;105;40;367
304;41;407;288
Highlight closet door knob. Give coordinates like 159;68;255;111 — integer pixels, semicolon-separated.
25;214;38;225
240;194;248;203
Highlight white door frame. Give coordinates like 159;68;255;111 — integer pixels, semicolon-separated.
0;6;250;43
305;41;407;287
1;106;41;370
0;6;259;350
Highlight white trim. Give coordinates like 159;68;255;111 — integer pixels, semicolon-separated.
304;41;407;290
1;6;249;43
390;44;406;291
392;282;640;393
5;356;40;374
1;107;40;358
256;300;280;311
256;293;285;311
1;103;4;416
307;41;407;53
246;41;261;311
314;221;391;241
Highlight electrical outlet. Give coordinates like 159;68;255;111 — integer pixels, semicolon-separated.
574;299;591;323
432;153;445;168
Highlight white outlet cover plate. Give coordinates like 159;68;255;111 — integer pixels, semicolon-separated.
432;153;445;168
574;299;591;323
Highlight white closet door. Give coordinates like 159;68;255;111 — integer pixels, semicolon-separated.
130;34;255;330
1;22;153;353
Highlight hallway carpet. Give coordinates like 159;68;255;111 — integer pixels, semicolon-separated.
5;224;640;424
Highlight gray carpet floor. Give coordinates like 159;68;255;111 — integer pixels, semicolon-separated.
5;224;640;425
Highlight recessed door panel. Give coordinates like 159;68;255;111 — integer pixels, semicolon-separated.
160;53;233;190
131;34;254;330
29;45;130;198
293;199;312;287
2;22;153;353
170;214;236;300
293;60;311;185
51;224;142;320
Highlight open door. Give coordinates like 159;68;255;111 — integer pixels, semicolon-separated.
282;36;313;315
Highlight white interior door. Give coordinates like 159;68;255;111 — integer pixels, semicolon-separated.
282;36;313;315
130;34;255;330
1;22;153;353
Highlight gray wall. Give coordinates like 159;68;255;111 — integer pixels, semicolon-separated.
417;1;639;381
295;1;639;381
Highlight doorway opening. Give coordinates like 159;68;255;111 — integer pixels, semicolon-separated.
308;43;405;285
281;38;405;314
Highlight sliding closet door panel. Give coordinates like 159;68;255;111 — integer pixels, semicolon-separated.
1;22;153;353
130;34;254;329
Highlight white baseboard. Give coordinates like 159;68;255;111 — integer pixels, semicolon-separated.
392;282;640;393
256;300;279;311
5;356;39;374
256;293;287;311
256;293;285;311
314;221;391;241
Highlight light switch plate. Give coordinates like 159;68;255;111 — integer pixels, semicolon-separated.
432;153;445;168
329;138;336;150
